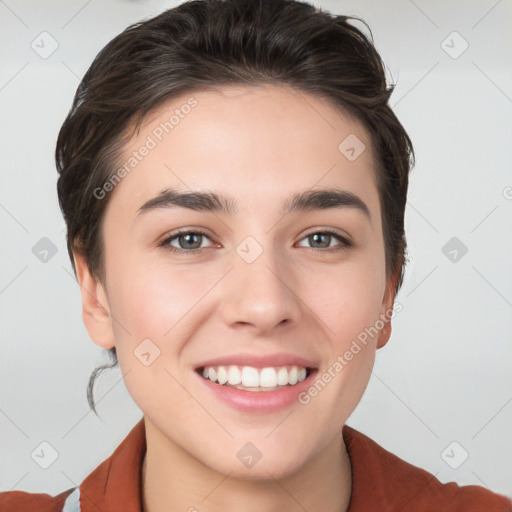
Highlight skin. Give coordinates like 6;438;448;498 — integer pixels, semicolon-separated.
74;84;399;512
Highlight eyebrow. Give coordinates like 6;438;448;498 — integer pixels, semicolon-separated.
137;187;371;221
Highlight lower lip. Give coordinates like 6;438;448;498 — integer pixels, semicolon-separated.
196;369;317;413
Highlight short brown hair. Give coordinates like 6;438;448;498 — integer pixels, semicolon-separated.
56;0;414;413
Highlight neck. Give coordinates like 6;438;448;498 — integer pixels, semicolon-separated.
141;418;352;512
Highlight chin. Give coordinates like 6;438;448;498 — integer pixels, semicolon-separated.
213;453;308;482
193;436;313;482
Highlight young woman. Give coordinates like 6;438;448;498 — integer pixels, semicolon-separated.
1;0;510;510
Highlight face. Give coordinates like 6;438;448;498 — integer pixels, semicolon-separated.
76;84;397;480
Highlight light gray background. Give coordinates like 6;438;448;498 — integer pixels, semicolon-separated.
1;0;511;499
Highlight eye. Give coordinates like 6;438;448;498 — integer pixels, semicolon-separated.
159;228;352;255
160;229;215;254
296;230;351;251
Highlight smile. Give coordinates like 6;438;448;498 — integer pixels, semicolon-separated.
195;361;318;413
199;365;309;391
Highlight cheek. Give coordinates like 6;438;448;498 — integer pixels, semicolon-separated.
106;254;222;349
307;253;386;345
299;261;384;428
104;260;214;407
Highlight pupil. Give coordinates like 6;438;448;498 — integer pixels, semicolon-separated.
311;233;329;248
181;233;200;249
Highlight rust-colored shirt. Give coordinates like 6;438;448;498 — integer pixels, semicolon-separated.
1;418;510;511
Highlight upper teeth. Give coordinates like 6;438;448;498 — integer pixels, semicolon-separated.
201;365;308;387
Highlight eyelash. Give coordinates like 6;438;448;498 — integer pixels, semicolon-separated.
159;229;352;255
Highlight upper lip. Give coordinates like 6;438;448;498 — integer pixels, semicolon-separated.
194;353;318;370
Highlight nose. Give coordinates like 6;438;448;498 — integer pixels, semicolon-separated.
219;243;302;335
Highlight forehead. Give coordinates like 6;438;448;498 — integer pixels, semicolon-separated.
105;83;379;222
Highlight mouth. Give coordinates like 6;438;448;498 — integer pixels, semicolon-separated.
193;353;319;412
195;364;315;392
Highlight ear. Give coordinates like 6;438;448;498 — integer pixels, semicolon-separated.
376;268;400;349
73;251;115;350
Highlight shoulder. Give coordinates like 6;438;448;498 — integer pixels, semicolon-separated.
342;425;512;512
0;487;75;512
